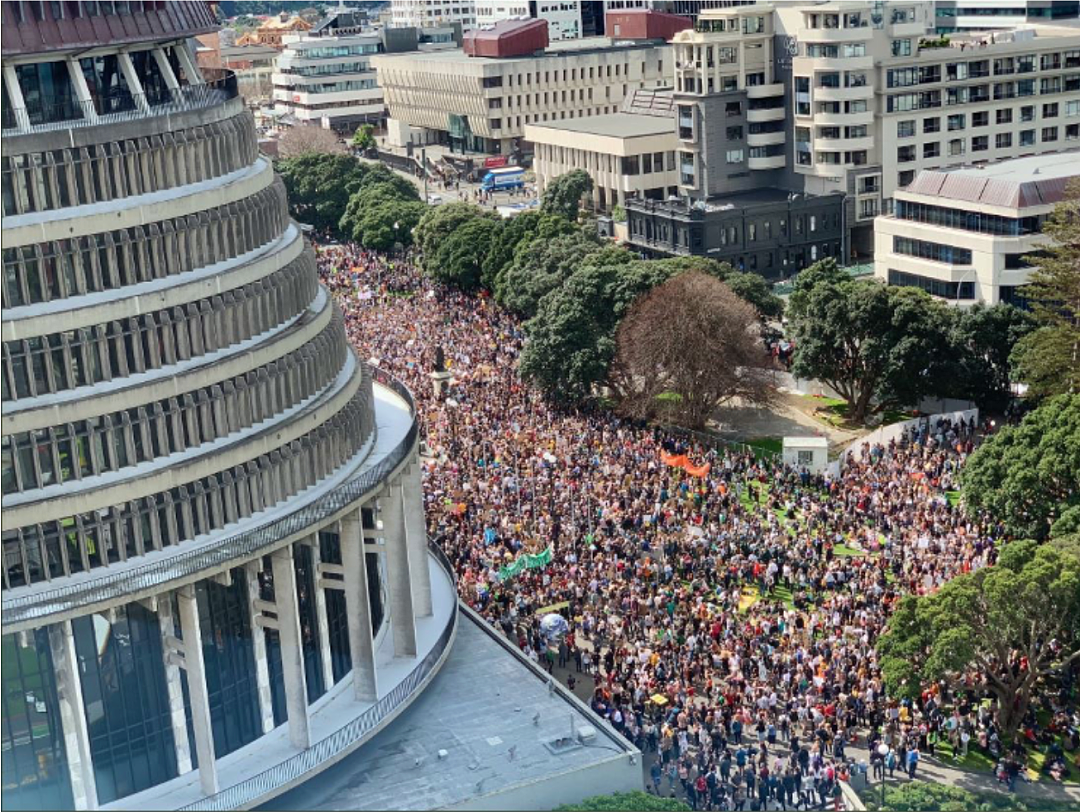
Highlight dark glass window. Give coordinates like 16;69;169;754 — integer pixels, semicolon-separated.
78;54;135;115
319;532;352;685
367;551;384;634
196;569;262;758
73;604;177;804
257;557;287;728
893;236;972;264
1;631;74;811
294;545;326;704
14;61;82;127
888;269;974;300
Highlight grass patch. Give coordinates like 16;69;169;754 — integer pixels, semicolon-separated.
834;543;867;557
946;490;962;506
745;437;783;457
770;584;796;610
655;391;683;403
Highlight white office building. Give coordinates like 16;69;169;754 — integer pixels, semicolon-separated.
874;151;1079;304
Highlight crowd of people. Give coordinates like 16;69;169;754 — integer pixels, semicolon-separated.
315;239;1073;809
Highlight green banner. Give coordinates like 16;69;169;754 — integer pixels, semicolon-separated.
497;546;553;581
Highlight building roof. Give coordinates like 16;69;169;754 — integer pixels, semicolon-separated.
1;0;218;57
374;35;654;66
621;86;676;118
269;610;638;811
463;17;549;57
529;112;675;139
905;151;1080;209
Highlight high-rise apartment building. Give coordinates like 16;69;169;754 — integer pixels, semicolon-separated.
391;0;477;29
629;2;1080;260
0;2;459;809
934;1;1079;34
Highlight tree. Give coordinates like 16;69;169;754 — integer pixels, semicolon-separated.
946;303;1033;413
429;217;502;289
610;272;777;428
960;394;1080;541
787;257;846;322
414;203;499;275
789;280;954;423
1010;182;1080;398
277;124;345;158
555;791;690;811
484;211;579;293
339;187;426;251
277;153;366;234
540;169;594;221
498;230;603;317
722;271;784;320
351;123;376;152
878;538;1080;742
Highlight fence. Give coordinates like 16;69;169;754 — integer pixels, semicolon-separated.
839;408;979;469
1;368;418;630
659;423;781;460
1;70;239;135
181;538;459;811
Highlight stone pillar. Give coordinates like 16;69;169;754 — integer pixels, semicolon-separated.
341;509;378;701
402;462;433;618
174;42;204;86
65;59;100;123
116;52;149;111
152;47;181;91
382;481;417;657
176;585;219;796
244;561;276;734
155;598;194;775
271;546;311;750
306;536;336;691
2;65;30;130
47;622;98;811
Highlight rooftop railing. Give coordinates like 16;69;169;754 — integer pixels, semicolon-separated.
1;69;239;135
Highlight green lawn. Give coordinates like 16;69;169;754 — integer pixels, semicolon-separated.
946;490;962;506
745;437;783;457
834;543;867;557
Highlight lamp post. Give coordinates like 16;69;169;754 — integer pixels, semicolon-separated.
877;742;890;810
955;266;977;305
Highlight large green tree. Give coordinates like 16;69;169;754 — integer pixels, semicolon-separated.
276;153;366;234
946;303;1033;413
1010;182;1080;398
339;186;426;251
722;270;784;320
960;394;1080;540
498;230;604;317
429;217;502;290
555;792;689;811
789;279;954;422
414;202;499;275
540;169;594;221
787;257;846;322
878;538;1080;741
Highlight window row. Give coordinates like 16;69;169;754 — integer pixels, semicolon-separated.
3;179;289;309
888;268;974;301
2;252;318;401
1;112;257;217
1;316;348;494
893;236;972;265
2;380;375;588
895;200;1043;237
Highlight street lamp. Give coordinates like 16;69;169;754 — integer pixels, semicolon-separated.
877;742;890;810
955;267;977;305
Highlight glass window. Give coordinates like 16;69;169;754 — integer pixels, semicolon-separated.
319;532;352;684
1;631;74;811
73;603;178;803
294;545;326;704
888;269;974;299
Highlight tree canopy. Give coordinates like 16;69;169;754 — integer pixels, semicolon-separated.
540;169;594;221
277;153;366;234
554;791;689;811
946;303;1034;413
789;279;954;422
336;165;423;250
878;537;1080;741
1010;182;1080;399
414;203;499;278
610;272;777;428
960;394;1080;541
498;230;604;317
428;217;503;289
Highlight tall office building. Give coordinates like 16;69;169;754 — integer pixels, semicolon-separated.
934;1;1079;34
0;2;457;809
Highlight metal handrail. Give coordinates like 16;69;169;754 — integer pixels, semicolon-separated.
1;367;417;628
1;70;240;135
181;538;458;811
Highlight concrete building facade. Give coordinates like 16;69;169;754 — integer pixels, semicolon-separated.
933;1;1079;34
874;151;1078;304
1;3;456;810
374;21;671;155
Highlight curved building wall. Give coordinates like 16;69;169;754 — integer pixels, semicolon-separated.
1;5;451;810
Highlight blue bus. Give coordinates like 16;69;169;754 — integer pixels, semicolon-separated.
481;166;525;192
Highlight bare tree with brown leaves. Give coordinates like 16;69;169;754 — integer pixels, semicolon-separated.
277;124;346;158
610;271;778;429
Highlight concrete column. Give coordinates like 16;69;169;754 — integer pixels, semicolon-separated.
2;65;30;130
402;463;433;618
176;585;219;796
65;58;100;123
306;536;336;691
155;598;194;775
116;52;149;111
244;561;276;734
341;509;378;701
152;47;181;91
271;546;311;750
174;42;204;85
382;482;417;657
47;622;98;811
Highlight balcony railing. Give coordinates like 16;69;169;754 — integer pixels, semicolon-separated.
1;69;239;135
